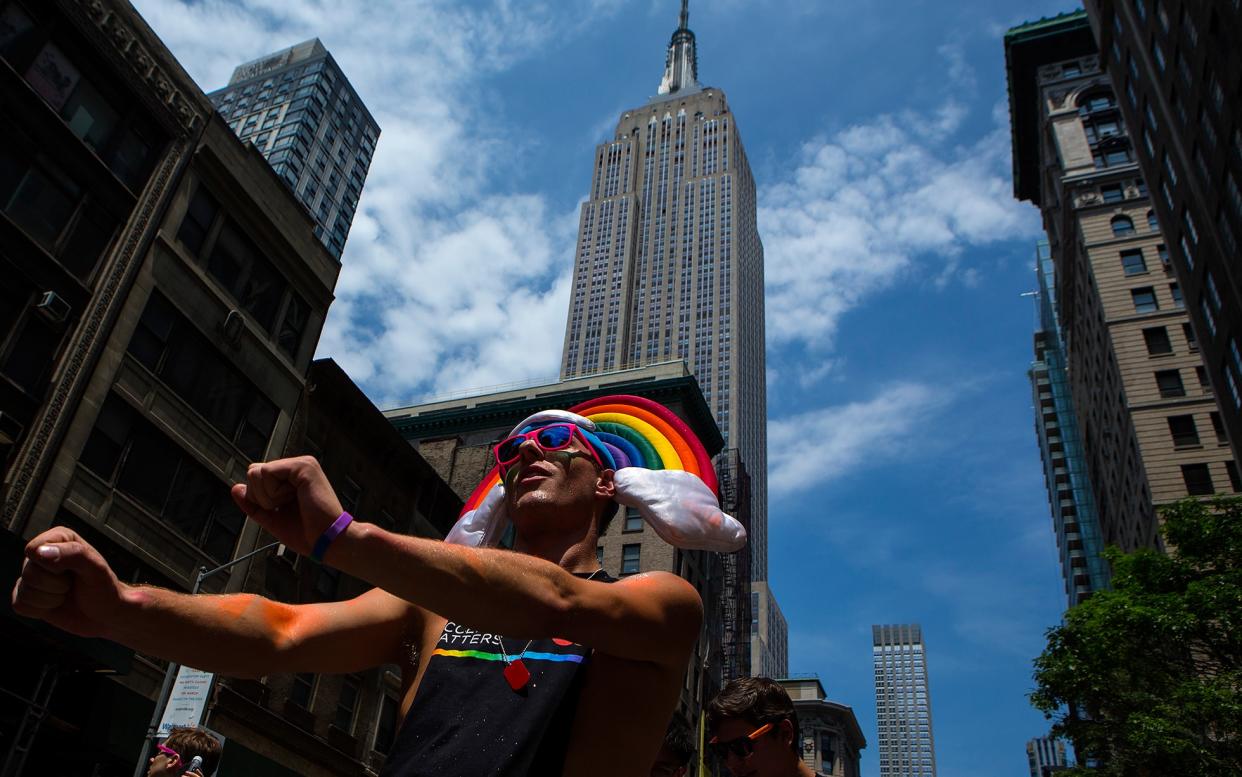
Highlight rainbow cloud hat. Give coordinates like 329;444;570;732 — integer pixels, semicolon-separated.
446;395;747;553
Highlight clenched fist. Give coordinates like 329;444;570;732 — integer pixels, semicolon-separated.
11;527;125;639
231;456;345;556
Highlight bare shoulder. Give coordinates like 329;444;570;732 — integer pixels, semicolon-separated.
576;570;702;661
611;570;702;612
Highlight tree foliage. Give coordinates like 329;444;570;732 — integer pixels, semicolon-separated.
1030;496;1242;776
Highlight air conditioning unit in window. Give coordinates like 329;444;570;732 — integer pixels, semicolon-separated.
35;291;70;323
0;412;24;445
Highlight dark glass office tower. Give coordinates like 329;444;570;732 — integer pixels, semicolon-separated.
208;39;379;260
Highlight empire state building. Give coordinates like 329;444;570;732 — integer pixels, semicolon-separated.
559;3;777;672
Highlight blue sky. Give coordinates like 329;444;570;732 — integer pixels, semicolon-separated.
135;1;1083;774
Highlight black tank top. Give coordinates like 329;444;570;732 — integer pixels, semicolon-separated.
380;571;615;777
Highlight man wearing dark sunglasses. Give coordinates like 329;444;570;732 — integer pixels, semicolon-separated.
707;678;814;777
13;408;712;777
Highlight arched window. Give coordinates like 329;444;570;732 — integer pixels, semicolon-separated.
1148;210;1159;231
1112;215;1136;237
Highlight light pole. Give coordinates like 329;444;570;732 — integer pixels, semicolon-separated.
131;541;281;777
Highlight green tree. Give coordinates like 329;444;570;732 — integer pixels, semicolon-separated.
1030;496;1242;776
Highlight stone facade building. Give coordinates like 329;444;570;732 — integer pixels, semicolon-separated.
1006;12;1238;598
778;676;866;777
1082;1;1242;462
0;2;454;774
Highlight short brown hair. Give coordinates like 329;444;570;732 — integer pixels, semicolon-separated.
163;726;222;775
707;677;800;754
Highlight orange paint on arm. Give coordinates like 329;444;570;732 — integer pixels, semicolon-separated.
214;595;303;646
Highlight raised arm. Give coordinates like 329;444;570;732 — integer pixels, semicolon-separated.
11;526;418;678
235;457;703;666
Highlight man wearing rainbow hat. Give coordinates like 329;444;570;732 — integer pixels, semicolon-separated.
12;395;745;776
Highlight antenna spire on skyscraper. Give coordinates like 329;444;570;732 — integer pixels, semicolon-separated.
658;0;700;95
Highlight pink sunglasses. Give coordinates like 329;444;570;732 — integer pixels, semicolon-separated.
156;743;181;766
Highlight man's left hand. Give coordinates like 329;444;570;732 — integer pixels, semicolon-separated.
231;456;344;556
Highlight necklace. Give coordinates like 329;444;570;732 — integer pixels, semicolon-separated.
499;567;604;692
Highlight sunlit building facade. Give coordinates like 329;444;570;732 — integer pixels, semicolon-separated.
557;0;783;678
1026;735;1069;776
1007;12;1238;580
1083;2;1242;462
872;624;937;777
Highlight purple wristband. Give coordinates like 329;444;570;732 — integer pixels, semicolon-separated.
311;511;354;562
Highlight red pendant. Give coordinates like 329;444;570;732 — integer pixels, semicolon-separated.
503;659;531;691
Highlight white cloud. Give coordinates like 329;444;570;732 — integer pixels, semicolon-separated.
758;102;1040;354
767;382;951;496
131;0;626;405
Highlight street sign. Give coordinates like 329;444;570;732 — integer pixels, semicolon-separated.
156;666;215;738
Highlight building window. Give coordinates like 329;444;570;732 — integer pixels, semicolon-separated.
1196;366;1211;392
1147;210;1159;231
1120;249;1147;275
1181;463;1214;496
621;543;641;575
13;37;164;191
1101;183;1124;203
1131;287;1159;313
1111;215;1136;237
1168;415;1200;447
1211;412;1229;445
1183;322;1198;351
1170;283;1183;308
0;137;119;280
290;673;316;709
623;506;643;532
338;477;362;513
78;393;243;562
126;293;279;460
1201;298;1217;338
333;674;361;733
1155;369;1185;398
1095;145;1134;169
1079;91;1116;113
1228;461;1242;493
1142;326;1173;355
373;692;400;755
315;564;341;600
176;183;311;358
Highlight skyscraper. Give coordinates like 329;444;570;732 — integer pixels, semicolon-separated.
557;0;781;675
1081;2;1242;462
1026;736;1069;776
872;624;937;777
1006;12;1239;589
1030;240;1110;606
208;39;379;260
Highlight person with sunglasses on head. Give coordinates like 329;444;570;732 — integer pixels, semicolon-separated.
13;400;745;777
707;677;815;777
147;726;220;777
